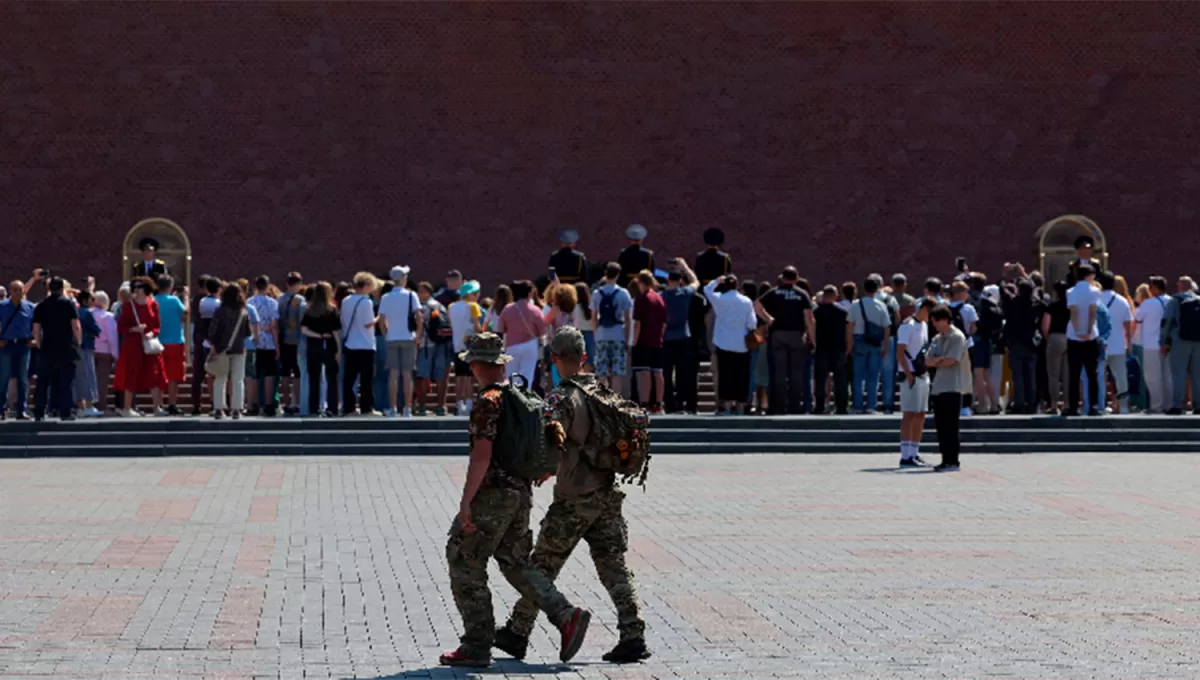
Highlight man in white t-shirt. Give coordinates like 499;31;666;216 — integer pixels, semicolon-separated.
1134;276;1173;413
1098;271;1133;413
896;298;935;467
376;265;422;416
1065;264;1101;416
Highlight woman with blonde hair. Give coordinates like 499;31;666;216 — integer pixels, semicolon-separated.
1129;281;1152;411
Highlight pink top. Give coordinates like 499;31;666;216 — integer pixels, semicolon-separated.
498;300;547;347
93;308;120;358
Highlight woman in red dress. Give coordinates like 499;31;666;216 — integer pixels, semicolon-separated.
114;277;168;416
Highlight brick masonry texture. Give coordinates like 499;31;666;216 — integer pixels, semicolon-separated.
4;3;1200;294
1;455;1200;678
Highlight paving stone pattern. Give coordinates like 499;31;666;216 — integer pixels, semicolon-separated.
1;454;1199;679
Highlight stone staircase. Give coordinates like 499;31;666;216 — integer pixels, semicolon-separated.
2;413;1198;458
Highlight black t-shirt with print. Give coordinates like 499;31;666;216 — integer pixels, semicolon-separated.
759;284;812;332
813;303;849;353
33;295;79;357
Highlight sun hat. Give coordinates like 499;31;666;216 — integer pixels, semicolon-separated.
458;332;512;365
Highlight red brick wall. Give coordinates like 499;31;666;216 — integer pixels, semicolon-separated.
4;2;1199;294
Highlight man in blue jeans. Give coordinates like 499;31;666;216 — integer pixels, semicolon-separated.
850;276;892;413
0;279;36;420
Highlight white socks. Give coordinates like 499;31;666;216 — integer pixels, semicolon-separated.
901;441;918;460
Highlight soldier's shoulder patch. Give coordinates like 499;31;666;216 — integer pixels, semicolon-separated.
543;390;565;416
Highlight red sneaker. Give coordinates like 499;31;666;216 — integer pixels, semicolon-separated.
558;607;592;662
438;647;492;667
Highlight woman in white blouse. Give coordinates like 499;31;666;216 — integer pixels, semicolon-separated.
704;275;758;415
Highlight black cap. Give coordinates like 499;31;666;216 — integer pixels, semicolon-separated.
703;228;725;247
138;237;160;252
1074;234;1094;250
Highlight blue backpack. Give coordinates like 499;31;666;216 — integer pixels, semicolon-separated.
597;289;620;328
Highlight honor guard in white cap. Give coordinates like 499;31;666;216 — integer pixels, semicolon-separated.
549;228;587;284
616;223;654;286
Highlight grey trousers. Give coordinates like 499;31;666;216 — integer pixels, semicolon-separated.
1169;340;1200;410
1045;333;1069;408
1103;353;1130;412
768;330;809;414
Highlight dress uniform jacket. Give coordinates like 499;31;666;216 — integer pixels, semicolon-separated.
548;248;587;284
616;245;654;286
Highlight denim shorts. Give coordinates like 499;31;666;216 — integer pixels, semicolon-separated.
417;343;452;380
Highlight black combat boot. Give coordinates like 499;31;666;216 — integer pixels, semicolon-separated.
492;624;529;660
602;637;652;664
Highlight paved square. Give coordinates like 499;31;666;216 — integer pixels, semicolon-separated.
1;454;1199;679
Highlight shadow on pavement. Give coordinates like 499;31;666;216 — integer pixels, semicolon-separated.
352;660;586;679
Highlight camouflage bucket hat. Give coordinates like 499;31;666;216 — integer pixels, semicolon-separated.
458;331;512;365
549;326;586;359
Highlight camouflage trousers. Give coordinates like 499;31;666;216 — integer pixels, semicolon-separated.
506;487;645;641
446;486;574;654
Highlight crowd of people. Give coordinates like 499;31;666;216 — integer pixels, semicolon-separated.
2;231;1199;424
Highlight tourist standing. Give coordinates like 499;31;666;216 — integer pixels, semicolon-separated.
590;264;634;395
1065;264;1101;416
1162;276;1200;414
449;280;483;415
415;281;453;415
73;290;103;417
92;292;118;416
206;283;252;420
632;270;667;413
1098;271;1134;413
0;279;35;420
755;266;816;415
498;280;547;388
31;277;81;421
813;286;851;414
277;272;307;415
301;281;340;417
704;274;757;415
340;273;381;416
114;278;167;417
849;276;891;414
897;298;935;466
377;266;420;417
661;260;698;414
153;275;188;415
926;305;969;471
1134;276;1172;412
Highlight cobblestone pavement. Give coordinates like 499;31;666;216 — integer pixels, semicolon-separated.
1;454;1199;679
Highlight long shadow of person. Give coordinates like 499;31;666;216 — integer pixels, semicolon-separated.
350;659;595;679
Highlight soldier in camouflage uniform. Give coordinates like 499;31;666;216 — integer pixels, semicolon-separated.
494;326;652;664
440;332;592;668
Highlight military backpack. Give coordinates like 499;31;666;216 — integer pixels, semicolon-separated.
488;381;559;481
562;377;652;487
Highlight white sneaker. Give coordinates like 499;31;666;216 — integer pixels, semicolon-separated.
959;408;972;417
382;408;397;417
154;407;171;417
402;407;413;418
84;407;104;418
120;409;141;418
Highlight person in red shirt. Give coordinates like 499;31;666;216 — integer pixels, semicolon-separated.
632;270;668;413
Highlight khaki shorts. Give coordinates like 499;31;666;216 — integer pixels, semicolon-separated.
386;340;417;372
899;375;930;413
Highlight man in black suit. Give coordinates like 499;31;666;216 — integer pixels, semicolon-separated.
616;224;654;286
548;229;587;285
694;228;732;286
131;237;169;280
1065;235;1102;287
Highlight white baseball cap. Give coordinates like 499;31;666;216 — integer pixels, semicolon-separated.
390;265;411;280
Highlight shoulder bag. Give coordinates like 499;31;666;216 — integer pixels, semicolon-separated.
858;299;886;347
205;310;246;376
130;302;164;355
